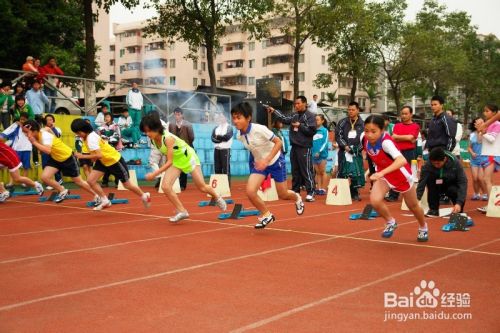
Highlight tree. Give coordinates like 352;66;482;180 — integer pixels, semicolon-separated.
145;0;271;91
0;0;85;80
314;0;379;102
270;0;325;97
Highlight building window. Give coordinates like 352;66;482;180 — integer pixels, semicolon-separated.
321;92;326;100
249;59;255;68
169;76;176;86
217;63;222;72
248;77;255;85
169;43;175;51
144;58;167;69
119;49;125;57
261;40;267;49
338;95;349;106
201;79;206;86
217;47;223;55
109;59;115;66
193;61;198;70
262;58;267;67
298;91;304;96
321;55;326;65
225;60;244;68
170;59;176;68
110;45;115;52
249;42;255;51
110;75;116;82
299;54;305;63
298;72;305;82
193;78;198;86
201;62;206;71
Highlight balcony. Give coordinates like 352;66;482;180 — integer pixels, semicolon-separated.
220;75;247;87
120;35;141;47
264;43;293;57
265;62;293;75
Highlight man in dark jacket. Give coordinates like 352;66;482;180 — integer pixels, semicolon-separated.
335;101;365;201
417;147;467;217
426;95;457;152
267;96;316;201
169;107;194;190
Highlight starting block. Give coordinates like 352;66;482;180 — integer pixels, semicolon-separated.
86;193;129;207
218;204;260;220
9;189;39;197
442;213;474;232
349;204;379;220
39;192;81;202
198;197;234;207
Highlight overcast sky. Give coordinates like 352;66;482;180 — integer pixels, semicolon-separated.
109;0;500;37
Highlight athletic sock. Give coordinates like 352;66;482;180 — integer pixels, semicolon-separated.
419;223;428;231
387;218;396;226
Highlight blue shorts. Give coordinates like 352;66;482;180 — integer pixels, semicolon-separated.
16;151;31;169
313;151;328;165
249;154;287;183
470;155;487;167
480;155;500;171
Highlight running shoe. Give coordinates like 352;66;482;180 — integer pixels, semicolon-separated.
481;194;488;201
417;229;429;242
169;211;189;223
54;189;69;203
471;194;480;201
34;181;44;196
425;209;440;217
477;206;487;214
0;191;10;203
94;198;112;211
295;193;305;215
381;222;398;238
215;196;227;211
255;214;275;229
305;194;315;202
141;192;151;208
93;195;102;207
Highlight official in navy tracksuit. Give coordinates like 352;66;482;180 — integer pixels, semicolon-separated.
267;96;316;202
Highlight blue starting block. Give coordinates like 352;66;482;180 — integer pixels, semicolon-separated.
86;193;129;207
198;198;234;207
442;214;474;232
218;204;260;220
349;204;379;220
9;190;39;197
39;192;81;202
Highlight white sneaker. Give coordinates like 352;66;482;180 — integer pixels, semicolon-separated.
54;189;69;203
0;191;10;203
305;194;315;202
34;181;44;196
93;195;102;207
169;211;189;223
215;196;227;211
141;192;151;208
94;198;112;211
295;193;305;215
46;185;54;191
21;183;27;188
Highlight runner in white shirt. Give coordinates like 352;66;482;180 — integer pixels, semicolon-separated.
231;102;304;229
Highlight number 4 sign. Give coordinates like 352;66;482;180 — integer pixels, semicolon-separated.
326;179;352;205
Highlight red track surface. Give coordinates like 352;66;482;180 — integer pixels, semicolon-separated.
0;175;499;332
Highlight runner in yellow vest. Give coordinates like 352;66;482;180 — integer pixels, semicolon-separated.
140;113;226;222
22;119;97;203
71;118;151;210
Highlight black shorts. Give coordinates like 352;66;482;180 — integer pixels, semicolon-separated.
93;157;129;183
78;153;93;167
46;155;80;178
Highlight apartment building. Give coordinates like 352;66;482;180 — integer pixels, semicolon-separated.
109;20;371;110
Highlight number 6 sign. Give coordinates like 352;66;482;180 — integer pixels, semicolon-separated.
207;174;231;198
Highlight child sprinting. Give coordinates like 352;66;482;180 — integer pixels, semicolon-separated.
22;119;97;203
71;118;151;211
75;119;93;180
231;102;304;229
467;117;487;201
0;140;44;202
477;104;500;213
362;115;428;242
313;114;329;195
139;113;226;222
1;112;32;183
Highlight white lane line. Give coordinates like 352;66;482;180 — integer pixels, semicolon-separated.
229;237;500;333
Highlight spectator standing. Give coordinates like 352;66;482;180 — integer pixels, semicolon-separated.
0;83;14;130
467;117;488;201
12;95;34;121
446;109;463;159
308;94;318;113
267;96;316;201
21;56;39;88
211;112;233;185
25;80;49;116
126;81;143;145
386;106;420;202
426;96;457;153
41;57;64;114
169;107;194;190
335;101;365;201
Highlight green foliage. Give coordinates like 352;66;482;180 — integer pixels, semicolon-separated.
0;0;85;80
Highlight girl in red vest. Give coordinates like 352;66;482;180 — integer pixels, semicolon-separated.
363;115;428;242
